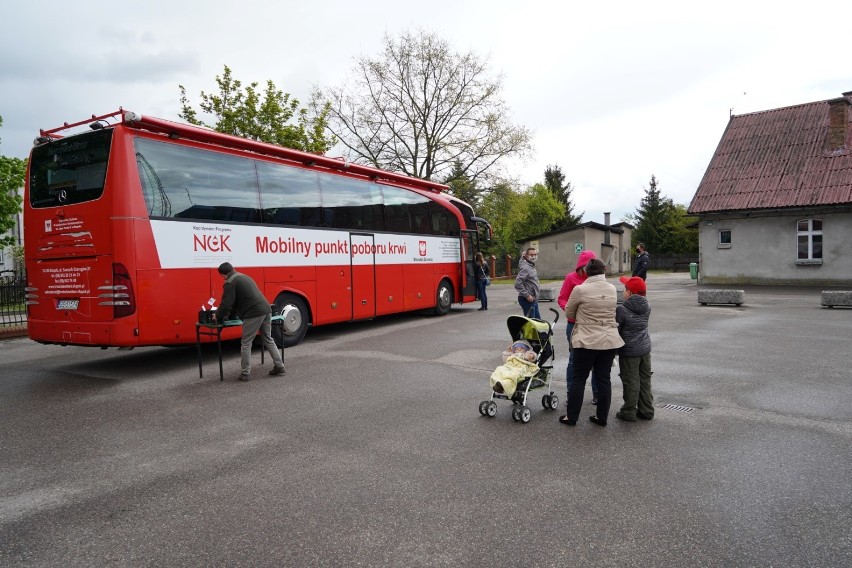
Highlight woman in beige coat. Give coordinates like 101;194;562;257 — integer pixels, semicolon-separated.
560;258;624;426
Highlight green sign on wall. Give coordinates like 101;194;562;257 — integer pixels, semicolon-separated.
574;242;583;254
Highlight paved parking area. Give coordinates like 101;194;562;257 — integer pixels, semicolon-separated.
1;273;850;567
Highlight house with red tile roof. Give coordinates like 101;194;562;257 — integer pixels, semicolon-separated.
688;91;852;285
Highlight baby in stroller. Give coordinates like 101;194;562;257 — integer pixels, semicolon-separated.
481;311;560;423
491;339;539;396
504;339;538;362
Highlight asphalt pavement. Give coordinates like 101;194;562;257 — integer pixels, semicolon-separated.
1;273;850;567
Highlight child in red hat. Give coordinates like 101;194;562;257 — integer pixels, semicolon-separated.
615;276;654;421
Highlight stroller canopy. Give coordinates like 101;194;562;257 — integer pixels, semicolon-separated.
506;315;552;342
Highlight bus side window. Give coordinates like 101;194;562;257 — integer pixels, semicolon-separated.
318;173;382;231
382;186;435;234
384;204;410;233
134;138;260;222
137;154;168;216
431;208;446;234
257;161;321;227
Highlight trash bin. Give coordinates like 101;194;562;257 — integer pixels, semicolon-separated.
689;262;698;280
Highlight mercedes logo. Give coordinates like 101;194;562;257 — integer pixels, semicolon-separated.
58;190;67;203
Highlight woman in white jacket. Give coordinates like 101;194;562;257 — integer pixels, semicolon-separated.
560;258;624;427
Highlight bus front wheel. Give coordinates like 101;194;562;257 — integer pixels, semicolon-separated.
434;280;453;316
273;293;310;348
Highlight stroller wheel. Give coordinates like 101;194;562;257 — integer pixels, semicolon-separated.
511;405;521;422
541;395;551;409
548;394;560;410
519;406;531;423
478;401;489;416
485;401;498;417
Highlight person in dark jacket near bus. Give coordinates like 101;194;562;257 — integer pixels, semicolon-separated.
632;243;649;280
615;276;654;421
474;252;490;310
212;262;286;381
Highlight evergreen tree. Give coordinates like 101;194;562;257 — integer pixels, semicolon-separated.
544;164;583;229
632;175;678;254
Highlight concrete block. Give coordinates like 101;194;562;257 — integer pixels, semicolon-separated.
539;288;556;302
821;291;852;308
698;289;745;306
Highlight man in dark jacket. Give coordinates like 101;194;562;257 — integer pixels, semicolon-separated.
212;262;285;381
614;276;653;421
632;243;649;280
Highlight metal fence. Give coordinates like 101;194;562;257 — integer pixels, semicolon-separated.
0;270;27;335
647;254;699;271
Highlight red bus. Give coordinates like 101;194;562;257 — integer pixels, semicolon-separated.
24;109;491;348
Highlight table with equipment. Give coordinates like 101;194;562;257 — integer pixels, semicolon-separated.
195;320;243;381
195;314;286;381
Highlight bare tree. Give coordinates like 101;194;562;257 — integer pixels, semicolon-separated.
321;29;532;182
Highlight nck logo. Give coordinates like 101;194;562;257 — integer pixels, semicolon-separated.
419;240;427;256
193;233;232;253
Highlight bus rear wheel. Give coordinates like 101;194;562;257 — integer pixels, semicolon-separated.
272;293;310;348
434;280;453;316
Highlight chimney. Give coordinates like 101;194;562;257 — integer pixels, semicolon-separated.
604;212;611;246
826;96;850;151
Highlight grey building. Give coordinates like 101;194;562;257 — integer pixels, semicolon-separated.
517;214;634;279
689;91;852;286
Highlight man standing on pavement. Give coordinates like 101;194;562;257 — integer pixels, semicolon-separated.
212;262;286;381
515;247;541;319
632;243;649;280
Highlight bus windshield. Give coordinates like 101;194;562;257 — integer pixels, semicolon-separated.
29;129;112;208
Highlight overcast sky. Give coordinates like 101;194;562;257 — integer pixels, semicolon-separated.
2;0;850;223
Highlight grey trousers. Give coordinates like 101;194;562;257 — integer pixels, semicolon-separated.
240;313;284;376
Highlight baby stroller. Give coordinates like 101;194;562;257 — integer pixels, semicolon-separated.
478;308;560;423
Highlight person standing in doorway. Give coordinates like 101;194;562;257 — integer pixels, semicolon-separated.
632;243;649;280
474;252;489;311
212;262;286;381
557;250;600;405
514;247;541;319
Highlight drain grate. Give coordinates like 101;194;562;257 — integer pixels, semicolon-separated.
660;403;694;413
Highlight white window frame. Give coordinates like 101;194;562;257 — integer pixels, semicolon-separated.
796;219;823;265
717;229;732;249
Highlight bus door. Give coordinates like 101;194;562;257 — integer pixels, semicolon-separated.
461;230;478;300
350;233;376;321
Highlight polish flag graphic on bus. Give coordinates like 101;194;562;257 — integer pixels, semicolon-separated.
419;240;427;256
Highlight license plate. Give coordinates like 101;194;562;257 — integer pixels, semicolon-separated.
57;299;79;310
